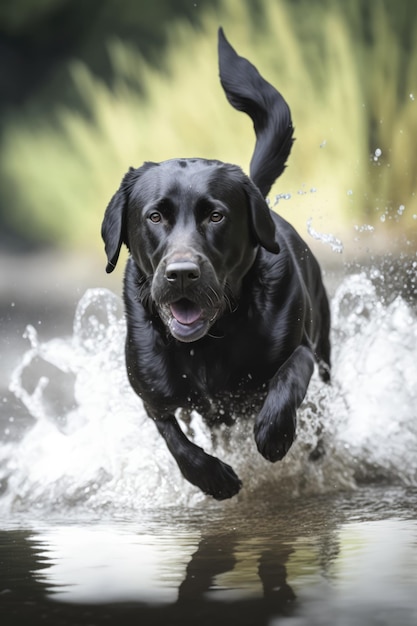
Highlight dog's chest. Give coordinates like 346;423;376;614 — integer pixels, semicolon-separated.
201;388;267;425
175;348;268;423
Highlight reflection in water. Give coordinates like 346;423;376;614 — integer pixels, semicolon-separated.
1;491;417;625
177;533;296;610
34;527;195;605
32;523;300;612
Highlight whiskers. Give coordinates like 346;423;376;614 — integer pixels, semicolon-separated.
206;285;223;312
207;282;238;339
205;283;237;315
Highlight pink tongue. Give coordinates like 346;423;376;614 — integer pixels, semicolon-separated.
170;299;202;325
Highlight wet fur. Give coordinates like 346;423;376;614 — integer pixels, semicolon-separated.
101;29;331;500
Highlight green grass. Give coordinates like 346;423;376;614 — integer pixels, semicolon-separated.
1;0;416;248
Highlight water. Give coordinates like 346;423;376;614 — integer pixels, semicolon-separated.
1;489;417;625
306;218;344;253
1;251;417;624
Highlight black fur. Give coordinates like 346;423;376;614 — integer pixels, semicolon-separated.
101;29;331;500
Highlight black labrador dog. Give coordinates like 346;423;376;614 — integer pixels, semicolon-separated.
101;29;331;500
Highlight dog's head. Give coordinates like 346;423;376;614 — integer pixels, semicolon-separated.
102;158;279;342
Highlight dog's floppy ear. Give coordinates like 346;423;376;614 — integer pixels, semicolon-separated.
243;179;280;254
101;167;137;273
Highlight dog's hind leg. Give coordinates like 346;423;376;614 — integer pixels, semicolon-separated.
254;345;315;462
150;412;242;500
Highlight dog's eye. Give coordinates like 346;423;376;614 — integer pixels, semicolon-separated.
210;212;224;223
148;212;162;224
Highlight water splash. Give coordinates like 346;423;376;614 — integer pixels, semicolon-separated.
306;217;344;253
1;271;416;517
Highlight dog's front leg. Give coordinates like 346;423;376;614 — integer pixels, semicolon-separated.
148;411;242;500
254;345;315;462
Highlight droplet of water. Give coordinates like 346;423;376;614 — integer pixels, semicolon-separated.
354;224;375;233
272;193;292;207
306;218;344;253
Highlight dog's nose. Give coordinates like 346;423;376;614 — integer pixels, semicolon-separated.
165;261;201;287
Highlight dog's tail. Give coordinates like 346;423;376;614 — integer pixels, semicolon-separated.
218;28;294;198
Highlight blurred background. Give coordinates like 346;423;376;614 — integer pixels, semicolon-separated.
0;0;416;318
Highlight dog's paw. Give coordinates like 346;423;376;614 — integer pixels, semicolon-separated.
177;446;242;500
254;410;296;462
200;456;242;500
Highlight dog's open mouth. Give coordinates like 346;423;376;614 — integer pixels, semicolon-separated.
170;299;202;326
165;298;211;343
